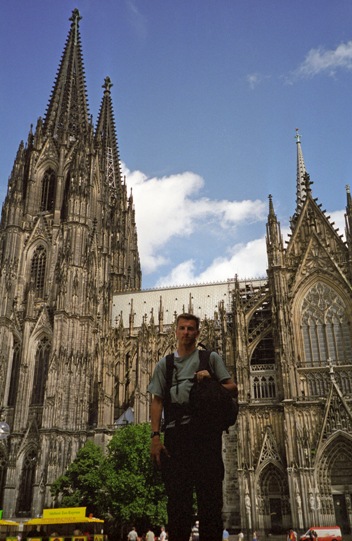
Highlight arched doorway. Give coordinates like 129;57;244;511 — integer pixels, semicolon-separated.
317;435;352;534
258;463;290;534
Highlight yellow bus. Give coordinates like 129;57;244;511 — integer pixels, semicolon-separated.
22;508;104;541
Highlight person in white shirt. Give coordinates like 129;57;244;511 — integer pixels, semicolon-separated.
127;526;138;541
146;529;155;541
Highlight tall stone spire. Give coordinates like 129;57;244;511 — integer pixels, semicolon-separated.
43;8;90;142
295;129;307;213
266;194;283;268
95;76;123;199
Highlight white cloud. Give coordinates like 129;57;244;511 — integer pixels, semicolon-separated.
288;40;352;82
122;163;347;288
122;163;267;276
329;210;346;240
125;0;147;40
122;164;205;272
156;237;268;287
247;73;261;89
246;73;270;89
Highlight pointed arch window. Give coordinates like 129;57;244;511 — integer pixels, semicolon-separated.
88;380;98;428
250;334;275;365
8;340;21;407
124;352;131;404
61;171;71;221
40;168;56;212
16;449;37;516
31;337;50;405
30;245;46;298
114;375;121;421
301;282;352;367
250;332;277;399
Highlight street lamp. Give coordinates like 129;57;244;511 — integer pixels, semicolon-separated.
0;420;10;440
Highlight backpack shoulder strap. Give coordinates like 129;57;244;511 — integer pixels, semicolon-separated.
163;353;175;427
198;349;211;371
165;353;175;390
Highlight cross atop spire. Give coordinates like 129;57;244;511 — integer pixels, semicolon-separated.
103;76;113;93
69;8;82;45
69;8;82;25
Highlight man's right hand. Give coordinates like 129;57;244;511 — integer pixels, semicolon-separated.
151;436;169;468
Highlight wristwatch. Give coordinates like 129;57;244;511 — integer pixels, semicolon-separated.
151;431;160;438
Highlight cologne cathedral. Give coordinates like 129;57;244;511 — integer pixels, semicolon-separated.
0;9;352;536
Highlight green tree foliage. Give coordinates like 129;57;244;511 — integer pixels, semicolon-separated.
51;440;104;515
51;423;167;539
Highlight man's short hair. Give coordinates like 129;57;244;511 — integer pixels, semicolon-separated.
176;313;200;330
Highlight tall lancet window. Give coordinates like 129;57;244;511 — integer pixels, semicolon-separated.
60;171;71;221
30;245;46;298
40;168;56;212
16;449;37;516
31;337;50;405
301;282;352;367
8;340;21;407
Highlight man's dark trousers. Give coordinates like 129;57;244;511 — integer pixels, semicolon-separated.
162;423;224;541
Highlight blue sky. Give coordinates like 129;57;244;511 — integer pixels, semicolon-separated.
1;1;352;289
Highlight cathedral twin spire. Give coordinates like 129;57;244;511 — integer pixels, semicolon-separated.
44;9;90;142
43;8;122;198
96;76;123;198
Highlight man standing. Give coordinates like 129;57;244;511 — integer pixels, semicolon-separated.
191;521;199;540
146;529;155;541
149;313;237;541
127;526;138;541
159;526;167;541
222;528;230;541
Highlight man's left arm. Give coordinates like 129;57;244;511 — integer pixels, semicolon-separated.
210;351;238;396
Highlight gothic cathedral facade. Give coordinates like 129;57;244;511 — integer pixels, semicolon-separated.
0;9;352;536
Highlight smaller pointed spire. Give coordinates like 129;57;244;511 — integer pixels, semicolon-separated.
295;129;308;213
266;194;283;267
95;76;122;197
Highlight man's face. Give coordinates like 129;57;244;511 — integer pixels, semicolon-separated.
176;317;199;348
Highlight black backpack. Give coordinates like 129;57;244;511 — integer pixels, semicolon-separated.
164;349;238;433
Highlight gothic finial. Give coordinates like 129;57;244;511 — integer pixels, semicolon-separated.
346;184;352;210
295;127;301;144
69;8;82;25
102;76;113;93
70;9;82;46
268;193;275;215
